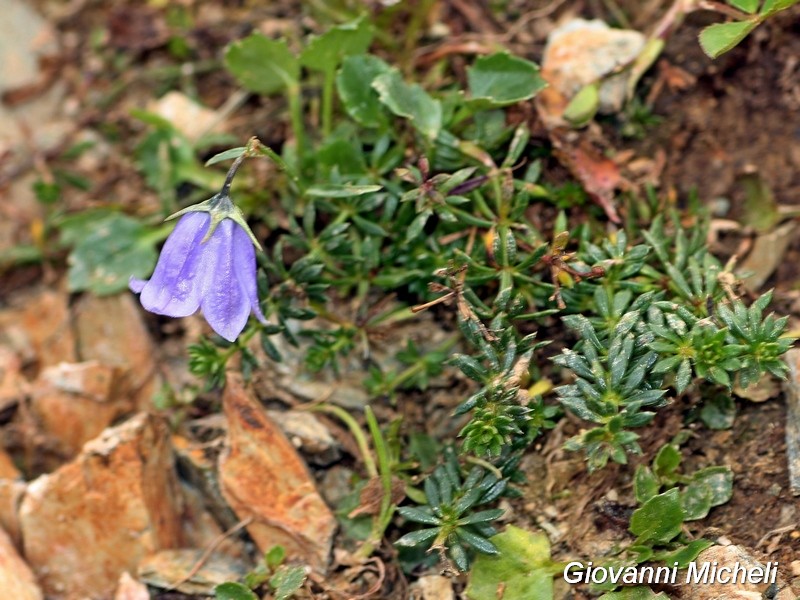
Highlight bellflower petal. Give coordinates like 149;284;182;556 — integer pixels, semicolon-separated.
138;213;210;317
232;223;268;324
130;206;267;342
200;220;251;342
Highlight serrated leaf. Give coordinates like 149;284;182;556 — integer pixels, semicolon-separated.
761;0;798;15
466;52;547;108
225;34;299;94
698;20;758;59
466;526;557;600
336;55;391;128
373;69;442;139
270;565;307;600
681;480;713;520
629;488;683;544
727;0;758;12
653;444;681;478
299;15;372;73
692;466;733;506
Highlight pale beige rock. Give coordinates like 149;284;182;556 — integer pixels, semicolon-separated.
73;294;159;409
267;409;341;465
19;413;185;599
30;361;129;457
219;374;336;572
541;19;645;115
0;526;42;600
138;549;247;595
415;574;455;600
679;545;793;600
149;91;226;142
114;572;149;600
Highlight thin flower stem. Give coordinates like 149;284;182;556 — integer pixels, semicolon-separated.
307;403;378;478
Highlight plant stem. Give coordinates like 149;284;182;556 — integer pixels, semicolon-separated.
286;84;307;165
321;70;335;138
307;404;378;478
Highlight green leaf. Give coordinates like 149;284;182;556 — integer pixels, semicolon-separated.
563;83;600;127
66;213;171;296
305;183;382;198
700;394;736;429
652;539;714;568
466;52;547;108
692;466;734;507
265;545;286;569
214;582;259;600
373;68;442;139
760;0;798;15
680;480;713;520
634;465;660;503
225;34;299;94
698;20;758;59
653;444;681;479
336;55;391;128
466;526;557;600
629;488;684;544
300;15;373;74
270;565;307;600
205;147;245;166
727;0;759;12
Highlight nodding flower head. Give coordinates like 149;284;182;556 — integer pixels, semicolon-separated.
130;190;267;342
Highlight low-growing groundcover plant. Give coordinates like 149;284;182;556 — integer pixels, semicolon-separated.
42;5;793;599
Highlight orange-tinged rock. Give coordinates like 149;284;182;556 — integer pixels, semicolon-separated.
114;572;149;600
73;294;159;409
19;413;185;599
29;361;129;457
0;526;42;600
0;287;76;368
0;480;25;548
219;374;336;572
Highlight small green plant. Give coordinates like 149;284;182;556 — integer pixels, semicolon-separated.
215;546;306;600
698;0;799;58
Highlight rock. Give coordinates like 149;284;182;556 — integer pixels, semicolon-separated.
0;446;20;480
414;574;454;600
138;549;247;595
149;91;226;142
219;374;337;572
0;526;42;600
73;294;159;409
267;409;341;466
19;413;186;599
114;572;149;600
0;0;65;150
678;545;793;600
0;480;25;549
0;287;76;368
783;348;800;496
541;19;645;117
0;346;28;413
29;361;130;457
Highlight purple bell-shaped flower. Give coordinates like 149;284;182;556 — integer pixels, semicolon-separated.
130;151;267;342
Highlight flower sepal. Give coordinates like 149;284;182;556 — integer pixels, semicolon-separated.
166;191;262;252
